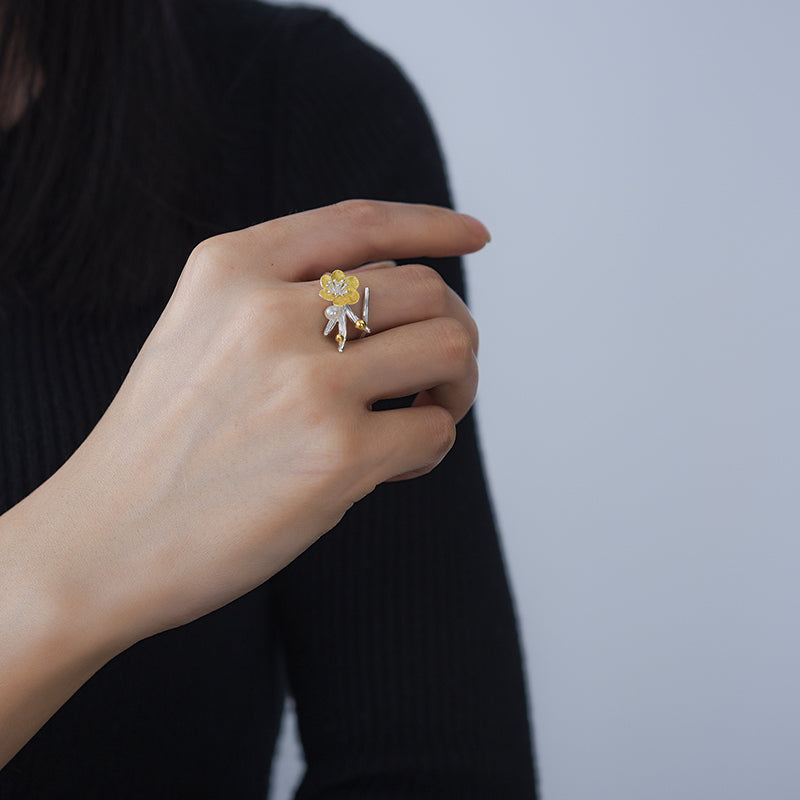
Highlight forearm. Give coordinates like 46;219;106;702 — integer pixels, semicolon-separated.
0;473;129;768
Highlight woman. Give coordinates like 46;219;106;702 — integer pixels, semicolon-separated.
0;1;537;796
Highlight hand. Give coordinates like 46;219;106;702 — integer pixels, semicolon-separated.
36;200;488;648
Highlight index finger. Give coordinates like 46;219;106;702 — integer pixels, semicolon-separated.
234;199;491;282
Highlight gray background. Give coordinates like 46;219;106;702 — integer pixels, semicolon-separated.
267;2;800;798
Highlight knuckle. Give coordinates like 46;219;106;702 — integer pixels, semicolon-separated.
333;198;386;230
400;264;479;354
433;317;474;368
187;235;227;271
185;234;239;291
403;263;450;314
471;316;480;356
424;406;457;464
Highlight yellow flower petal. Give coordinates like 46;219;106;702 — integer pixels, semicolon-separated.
320;270;359;305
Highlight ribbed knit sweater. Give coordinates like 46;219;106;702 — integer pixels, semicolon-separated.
0;2;537;797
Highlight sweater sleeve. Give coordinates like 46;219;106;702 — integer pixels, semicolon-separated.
267;12;538;799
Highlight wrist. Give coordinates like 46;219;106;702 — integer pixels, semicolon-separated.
0;481;127;765
1;465;137;662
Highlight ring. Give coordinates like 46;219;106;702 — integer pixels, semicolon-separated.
319;269;371;352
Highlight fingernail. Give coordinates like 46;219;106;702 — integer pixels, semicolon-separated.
459;213;491;243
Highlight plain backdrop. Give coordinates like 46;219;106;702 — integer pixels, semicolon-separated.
267;2;800;799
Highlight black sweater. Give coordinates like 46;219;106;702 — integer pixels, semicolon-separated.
0;3;537;797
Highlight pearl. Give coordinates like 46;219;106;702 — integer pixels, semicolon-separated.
325;306;339;319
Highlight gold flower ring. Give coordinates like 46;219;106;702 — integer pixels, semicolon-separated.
319;269;371;352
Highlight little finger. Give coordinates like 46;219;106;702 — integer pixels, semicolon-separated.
360;405;457;485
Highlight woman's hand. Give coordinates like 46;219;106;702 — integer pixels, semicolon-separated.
23;200;489;649
0;200;488;765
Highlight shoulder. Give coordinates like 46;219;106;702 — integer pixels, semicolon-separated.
181;0;423;115
181;1;389;71
180;0;427;150
180;1;451;212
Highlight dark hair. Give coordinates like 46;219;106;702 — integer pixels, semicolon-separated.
0;0;216;315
